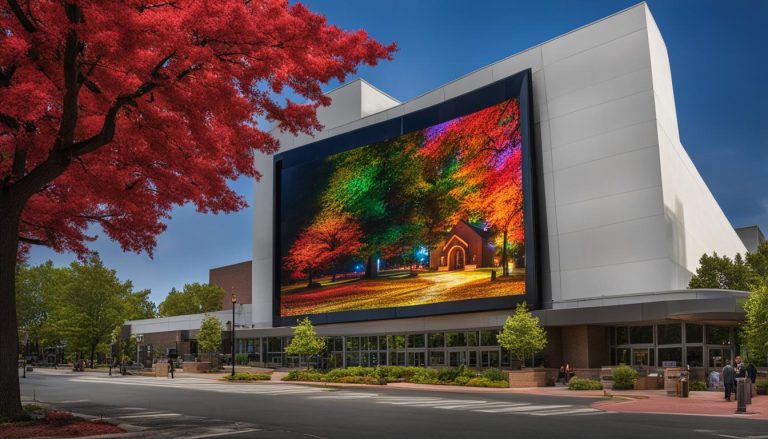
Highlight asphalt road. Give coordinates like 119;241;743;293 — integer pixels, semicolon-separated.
19;370;768;439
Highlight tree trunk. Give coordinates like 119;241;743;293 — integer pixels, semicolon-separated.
306;270;313;288
364;255;376;279
331;271;336;282
90;344;96;368
0;206;23;418
502;230;509;277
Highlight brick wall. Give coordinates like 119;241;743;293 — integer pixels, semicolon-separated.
210;260;252;310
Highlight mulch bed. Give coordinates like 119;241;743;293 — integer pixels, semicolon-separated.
0;411;124;438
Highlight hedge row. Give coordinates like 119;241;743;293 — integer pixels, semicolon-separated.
283;365;508;388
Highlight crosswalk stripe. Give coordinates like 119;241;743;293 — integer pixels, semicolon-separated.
436;402;517;410
118;413;182;419
475;405;570;413
530;408;601;416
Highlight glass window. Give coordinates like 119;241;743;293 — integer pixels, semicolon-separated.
446;332;466;347
658;347;682;367
346;336;359;351
429;351;445;366
408;351;426;367
267;337;281;353
367;336;378;351
330;337;343;352
706;326;731;345
629;326;653;344
408;334;425;349
346;352;360;367
389;335;406;350
428;333;445;348
685;324;703;343
480;330;499;346
378;336;387;351
616;327;629;345
617;348;630;365
467;331;479;346
686;346;703;367
657;324;682;345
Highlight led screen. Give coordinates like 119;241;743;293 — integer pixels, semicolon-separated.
277;90;532;321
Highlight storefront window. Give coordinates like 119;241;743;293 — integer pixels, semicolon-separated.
686;346;703;367
630;326;653;344
446;332;466;347
706;326;731;345
616;327;629;345
378;336;387;350
617;348;630;365
388;335;406;350
657;324;682;345
685;324;703;343
480;330;498;346
428;333;445;348
467;331;479;347
408;334;425;348
408;351;426;366
658;347;682;367
429;351;446;366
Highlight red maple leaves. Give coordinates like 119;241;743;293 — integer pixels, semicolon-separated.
0;0;395;258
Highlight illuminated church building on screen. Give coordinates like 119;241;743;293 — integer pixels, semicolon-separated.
126;4;759;375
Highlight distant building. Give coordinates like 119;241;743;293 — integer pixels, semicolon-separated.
735;225;766;253
430;222;496;271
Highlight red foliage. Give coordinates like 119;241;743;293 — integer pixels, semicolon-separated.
0;420;122;439
284;213;363;283
0;0;395;258
421;99;524;241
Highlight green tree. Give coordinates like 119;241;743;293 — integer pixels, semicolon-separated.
158;283;225;317
742;283;768;366
746;242;768;279
53;256;133;366
688;252;754;291
284;318;326;369
15;262;68;356
497;302;547;365
125;289;157;321
197;315;223;354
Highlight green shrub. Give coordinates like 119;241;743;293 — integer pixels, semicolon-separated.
377;366;423;382
689;380;707;391
409;368;439;384
756;380;768;393
335;376;383;385
437;366;468;382
235;354;249;365
325;366;377;381
612;365;638;390
465;377;508;388
283;370;326;382
481;368;507;382
568;377;603;391
222;372;271;381
453;375;472;385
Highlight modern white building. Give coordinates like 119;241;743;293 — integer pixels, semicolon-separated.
128;3;752;372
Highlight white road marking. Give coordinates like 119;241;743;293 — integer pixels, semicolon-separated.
475;405;570;413
184;429;261;438
530;408;602;416
118;413;182;419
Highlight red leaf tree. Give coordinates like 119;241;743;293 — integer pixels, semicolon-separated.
0;0;394;416
421;98;523;276
285;213;364;287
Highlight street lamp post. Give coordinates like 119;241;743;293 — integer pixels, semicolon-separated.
231;293;237;377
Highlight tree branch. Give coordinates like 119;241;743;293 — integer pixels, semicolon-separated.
6;0;37;32
18;235;50;246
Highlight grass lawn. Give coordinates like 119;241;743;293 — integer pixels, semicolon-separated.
281;269;524;316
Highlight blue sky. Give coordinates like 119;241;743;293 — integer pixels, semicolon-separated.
28;0;768;304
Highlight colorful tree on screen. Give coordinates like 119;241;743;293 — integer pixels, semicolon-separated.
285;213;364;286
421;98;523;275
0;0;394;417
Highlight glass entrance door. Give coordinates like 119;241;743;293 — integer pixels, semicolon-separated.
480;350;500;368
632;349;649;367
449;351;466;367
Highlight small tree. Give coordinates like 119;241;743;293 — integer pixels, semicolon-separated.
284;318;326;369
197;315;222;355
743;283;768;366
497;302;547;367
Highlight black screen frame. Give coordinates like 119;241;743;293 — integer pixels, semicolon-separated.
273;69;540;327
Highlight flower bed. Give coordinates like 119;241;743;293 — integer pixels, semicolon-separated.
282;366;508;388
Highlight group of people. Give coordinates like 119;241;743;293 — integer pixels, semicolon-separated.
558;362;574;384
720;355;758;401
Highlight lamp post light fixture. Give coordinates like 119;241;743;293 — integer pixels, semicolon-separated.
231;293;237;377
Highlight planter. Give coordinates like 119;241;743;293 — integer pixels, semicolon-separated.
182;361;212;373
506;368;557;388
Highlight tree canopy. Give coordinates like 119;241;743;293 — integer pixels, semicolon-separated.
197;314;222;354
497;302;547;363
0;0;394;417
284;317;326;368
158;283;225;317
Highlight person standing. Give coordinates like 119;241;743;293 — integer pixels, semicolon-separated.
722;360;735;401
168;360;175;379
735;355;746;378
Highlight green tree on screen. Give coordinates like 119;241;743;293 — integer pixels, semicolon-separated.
197;315;223;354
284;318;326;369
497;302;547;364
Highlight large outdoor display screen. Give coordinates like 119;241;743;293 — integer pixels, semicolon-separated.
274;70;538;325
